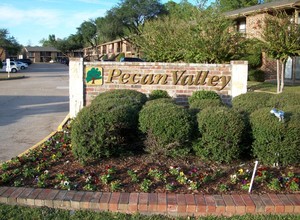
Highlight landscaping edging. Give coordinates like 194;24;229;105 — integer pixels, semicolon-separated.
0;186;299;217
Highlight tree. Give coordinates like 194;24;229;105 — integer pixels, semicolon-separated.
77;20;97;48
40;34;84;57
131;5;246;63
95;16;124;43
106;0;166;38
261;11;300;93
39;34;56;47
0;29;22;59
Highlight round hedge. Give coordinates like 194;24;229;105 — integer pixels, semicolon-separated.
71;90;147;163
232;92;275;114
91;89;147;108
144;98;175;106
267;92;300;108
148;90;171;100
193;106;246;163
188;90;221;105
250;106;300;166
189;99;223;111
139;102;193;157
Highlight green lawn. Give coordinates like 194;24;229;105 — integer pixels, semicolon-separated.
248;81;300;94
0;204;299;220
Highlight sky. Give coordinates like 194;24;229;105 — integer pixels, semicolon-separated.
0;0;214;47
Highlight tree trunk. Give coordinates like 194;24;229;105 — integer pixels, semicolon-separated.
280;61;285;93
276;59;280;93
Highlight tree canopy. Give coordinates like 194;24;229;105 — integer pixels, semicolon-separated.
0;29;22;59
131;5;247;63
261;10;300;92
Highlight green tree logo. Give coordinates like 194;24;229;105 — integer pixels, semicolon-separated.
86;67;102;84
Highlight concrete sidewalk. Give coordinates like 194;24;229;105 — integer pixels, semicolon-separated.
0;63;69;163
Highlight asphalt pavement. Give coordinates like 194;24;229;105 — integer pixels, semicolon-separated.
0;63;69;163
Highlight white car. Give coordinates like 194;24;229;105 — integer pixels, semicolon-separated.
1;61;19;73
16;61;28;70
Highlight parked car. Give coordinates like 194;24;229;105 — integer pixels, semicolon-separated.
0;62;19;73
16;61;28;70
16;59;32;65
120;57;144;62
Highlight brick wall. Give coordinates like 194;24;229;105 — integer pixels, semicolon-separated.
84;62;240;106
246;13;277;80
246;13;266;39
69;58;248;118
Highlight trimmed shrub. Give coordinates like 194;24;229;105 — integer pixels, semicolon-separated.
268;92;300;108
148;90;171;100
189;99;224;111
91;89;147;108
248;69;265;82
139;102;193;157
145;98;174;106
193;106;246;163
232;92;275;114
250;107;300;165
188;90;221;105
71;90;147;163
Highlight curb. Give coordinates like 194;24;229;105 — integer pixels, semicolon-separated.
0;187;299;216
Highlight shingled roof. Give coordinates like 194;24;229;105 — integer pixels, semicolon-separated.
24;46;59;52
225;0;300;17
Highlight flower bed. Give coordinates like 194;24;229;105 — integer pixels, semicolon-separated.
0;122;299;194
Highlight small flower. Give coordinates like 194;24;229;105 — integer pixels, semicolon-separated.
85;175;92;183
63;181;69;186
238;169;244;174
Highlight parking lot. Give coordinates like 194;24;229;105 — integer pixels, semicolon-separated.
0;63;69;162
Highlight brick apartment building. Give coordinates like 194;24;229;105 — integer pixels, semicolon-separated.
225;0;300;82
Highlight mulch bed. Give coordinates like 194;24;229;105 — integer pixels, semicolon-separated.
0;125;299;195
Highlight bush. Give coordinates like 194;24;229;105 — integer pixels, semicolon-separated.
116;52;125;61
91;89;147;108
139;102;193;157
189;99;223;111
248;69;265;82
148;90;171;100
145;98;174;106
193;106;246;163
268;92;300;108
250;107;300;165
71;90;147;163
232;92;275;114
240;39;262;69
188;90;221;105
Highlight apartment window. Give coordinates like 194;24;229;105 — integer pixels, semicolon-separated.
237;20;246;33
41;51;51;56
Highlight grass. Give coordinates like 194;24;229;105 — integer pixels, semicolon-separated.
0;203;299;220
0;72;25;80
248;81;300;94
